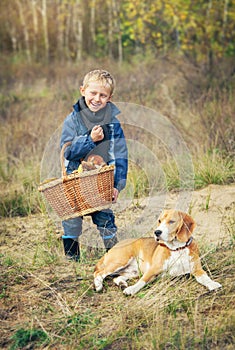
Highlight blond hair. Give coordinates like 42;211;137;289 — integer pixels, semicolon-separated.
82;69;115;95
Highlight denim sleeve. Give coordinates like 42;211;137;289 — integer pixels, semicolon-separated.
111;122;128;192
60;115;95;161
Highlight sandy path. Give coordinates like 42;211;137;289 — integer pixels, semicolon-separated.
0;184;234;257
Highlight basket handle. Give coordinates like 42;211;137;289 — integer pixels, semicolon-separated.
60;141;72;178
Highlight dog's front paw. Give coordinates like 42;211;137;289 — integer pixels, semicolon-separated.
195;274;222;291
123;285;136;296
113;276;128;288
123;280;146;296
208;281;222;291
94;275;103;292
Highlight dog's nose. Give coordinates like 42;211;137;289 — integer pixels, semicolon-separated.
154;230;162;237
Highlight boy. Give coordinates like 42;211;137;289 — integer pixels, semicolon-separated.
60;69;128;261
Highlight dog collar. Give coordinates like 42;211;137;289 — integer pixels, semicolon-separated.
159;236;193;251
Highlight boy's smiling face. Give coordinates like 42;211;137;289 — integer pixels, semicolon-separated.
80;81;112;112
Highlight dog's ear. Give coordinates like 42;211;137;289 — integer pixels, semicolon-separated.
184;213;196;233
177;212;196;242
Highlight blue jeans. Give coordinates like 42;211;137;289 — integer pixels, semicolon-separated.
62;209;117;248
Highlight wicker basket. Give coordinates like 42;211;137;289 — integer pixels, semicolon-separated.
38;142;115;220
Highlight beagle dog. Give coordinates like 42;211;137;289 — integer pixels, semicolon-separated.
94;210;222;295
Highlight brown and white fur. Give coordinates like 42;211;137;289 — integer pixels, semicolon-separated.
94;210;222;295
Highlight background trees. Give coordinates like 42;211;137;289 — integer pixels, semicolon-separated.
0;0;234;70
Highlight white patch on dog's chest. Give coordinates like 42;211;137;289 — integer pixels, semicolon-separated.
163;248;193;276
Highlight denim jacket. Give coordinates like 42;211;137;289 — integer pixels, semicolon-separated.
60;101;128;192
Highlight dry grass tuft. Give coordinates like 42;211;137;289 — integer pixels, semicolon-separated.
0;57;235;349
0;209;234;349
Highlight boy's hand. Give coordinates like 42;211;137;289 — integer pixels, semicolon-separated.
112;188;119;203
91;125;104;142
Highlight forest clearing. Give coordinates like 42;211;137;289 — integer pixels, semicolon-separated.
0;184;234;349
0;1;235;349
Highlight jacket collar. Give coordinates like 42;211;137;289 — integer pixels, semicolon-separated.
73;100;120;117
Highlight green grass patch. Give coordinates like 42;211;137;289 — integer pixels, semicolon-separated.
0;225;234;350
1;148;234;218
10;328;48;350
0;159;45;217
194;150;234;189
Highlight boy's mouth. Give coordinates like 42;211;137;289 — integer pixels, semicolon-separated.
90;102;102;111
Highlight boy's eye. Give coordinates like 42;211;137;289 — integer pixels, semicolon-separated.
169;220;175;224
89;92;107;98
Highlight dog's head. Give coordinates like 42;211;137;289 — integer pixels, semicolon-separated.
154;210;196;243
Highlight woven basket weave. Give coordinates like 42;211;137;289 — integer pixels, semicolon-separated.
38;141;115;220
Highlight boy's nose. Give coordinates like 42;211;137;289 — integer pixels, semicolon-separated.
94;94;101;101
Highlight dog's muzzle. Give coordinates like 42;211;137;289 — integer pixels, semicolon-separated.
154;230;162;240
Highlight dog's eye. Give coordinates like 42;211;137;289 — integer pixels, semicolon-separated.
158;219;161;224
169;220;175;224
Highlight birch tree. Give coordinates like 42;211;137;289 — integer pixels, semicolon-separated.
31;0;38;60
15;0;31;62
90;0;96;55
39;0;49;62
73;0;83;61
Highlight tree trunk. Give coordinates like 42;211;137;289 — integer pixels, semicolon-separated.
15;0;31;62
113;0;123;64
31;0;38;60
41;0;49;62
108;1;113;59
6;21;17;53
90;0;96;54
64;2;72;60
222;0;229;43
73;0;83;62
56;0;64;59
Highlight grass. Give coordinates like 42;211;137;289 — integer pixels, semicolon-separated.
1;148;234;218
125;149;234;199
0;159;44;217
0;58;234;216
194;150;235;189
126;162;150;199
0;215;234;349
0;57;235;349
10;328;48;350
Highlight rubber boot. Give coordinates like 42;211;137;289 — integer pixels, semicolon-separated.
103;235;118;252
63;238;80;261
